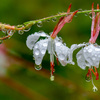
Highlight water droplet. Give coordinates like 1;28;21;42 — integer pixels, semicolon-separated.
78;8;82;11
35;49;40;55
47;19;50;22
7;30;15;36
41;49;45;54
52;17;57;22
59;54;65;60
24;27;31;32
89;13;92;19
2;29;7;34
43;43;47;47
85;75;91;82
56;42;61;46
88;49;92;53
37;21;43;27
50;75;54;81
74;14;78;17
35;65;42;70
93;85;98;92
18;30;24;35
85;13;88;16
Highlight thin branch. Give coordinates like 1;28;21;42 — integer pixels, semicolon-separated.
0;9;100;41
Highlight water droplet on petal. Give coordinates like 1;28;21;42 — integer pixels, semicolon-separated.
35;49;40;55
52;17;57;22
93;85;98;92
41;49;46;54
37;21;43;27
18;30;24;35
50;75;54;81
56;42;61;46
59;54;65;60
35;65;42;70
43;43;47;47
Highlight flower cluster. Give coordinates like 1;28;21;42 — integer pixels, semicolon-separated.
26;3;100;91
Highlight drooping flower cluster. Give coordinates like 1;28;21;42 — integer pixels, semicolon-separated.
26;3;100;91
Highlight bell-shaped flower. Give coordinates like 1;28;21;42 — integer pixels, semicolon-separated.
76;3;100;92
26;4;78;81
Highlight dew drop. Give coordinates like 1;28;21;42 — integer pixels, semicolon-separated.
37;21;43;27
50;75;54;81
47;19;50;22
41;49;45;54
43;42;47;47
35;65;42;70
7;30;15;36
93;85;98;92
78;8;82;11
88;49;92;53
59;54;65;60
85;75;91;82
52;17;57;22
56;42;61;46
18;30;24;35
2;29;7;34
89;13;92;19
84;13;88;16
24;27;31;32
35;49;40;55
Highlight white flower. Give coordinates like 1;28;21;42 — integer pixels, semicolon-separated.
26;31;75;80
26;31;72;66
76;43;100;69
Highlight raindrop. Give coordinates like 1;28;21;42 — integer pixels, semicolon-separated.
35;49;40;55
18;30;24;35
41;49;46;54
85;75;91;82
2;29;7;34
85;13;88;16
50;75;54;81
89;13;92;19
78;8;82;11
52;17;57;22
37;21;43;27
93;85;98;92
7;30;15;36
47;19;50;22
56;42;61;46
35;65;42;70
43;42;47;47
59;54;65;60
24;27;31;32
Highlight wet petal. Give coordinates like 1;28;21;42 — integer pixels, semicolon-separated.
55;40;69;66
76;49;87;69
26;32;49;50
69;43;86;65
33;39;48;65
83;44;100;68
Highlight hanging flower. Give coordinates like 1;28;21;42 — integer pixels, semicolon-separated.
26;4;78;81
75;3;100;92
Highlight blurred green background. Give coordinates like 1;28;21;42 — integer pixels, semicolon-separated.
0;0;100;100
